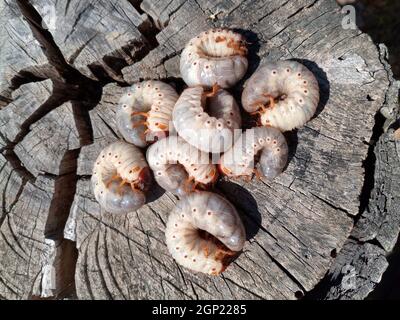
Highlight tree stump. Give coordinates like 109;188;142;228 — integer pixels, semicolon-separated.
0;0;399;300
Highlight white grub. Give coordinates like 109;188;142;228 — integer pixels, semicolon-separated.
242;60;319;132
116;80;178;147
219;127;288;180
91;141;152;214
173;85;242;153
165;191;246;275
180;29;248;88
146;136;217;197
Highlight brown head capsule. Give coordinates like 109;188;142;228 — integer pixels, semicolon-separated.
242;60;319;131
92;141;152;214
172;84;241;153
165;191;246;275
146;136;218;196
219;127;288;180
117;80;178;147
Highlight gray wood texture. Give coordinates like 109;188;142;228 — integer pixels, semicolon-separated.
0;0;398;299
317;47;400;300
0;0;48;107
30;0;153;81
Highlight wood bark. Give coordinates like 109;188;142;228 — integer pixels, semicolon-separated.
0;0;398;300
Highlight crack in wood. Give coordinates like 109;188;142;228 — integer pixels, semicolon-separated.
0;0;398;300
304;43;399;300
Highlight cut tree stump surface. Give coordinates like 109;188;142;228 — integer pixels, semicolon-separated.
0;0;399;299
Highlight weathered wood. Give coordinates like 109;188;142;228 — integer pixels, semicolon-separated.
0;0;48;107
0;80;78;298
314;47;400;300
76;83;124;176
0;80;52;145
0;0;399;300
12;94;81;176
31;0;153;81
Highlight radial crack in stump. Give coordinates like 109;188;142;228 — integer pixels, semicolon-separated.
0;161;76;299
0;0;49;107
0;78;81;298
13;101;80;176
77;83;125;176
0;0;397;300
30;0;154;81
0;80;52;146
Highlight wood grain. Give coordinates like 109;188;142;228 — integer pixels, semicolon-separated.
0;0;398;299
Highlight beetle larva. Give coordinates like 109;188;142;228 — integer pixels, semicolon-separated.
180;29;248;88
92;141;152;214
173;85;242;153
165;191;246;275
242;60;320;132
146;136;218;196
219;127;288;180
116;80;179;147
